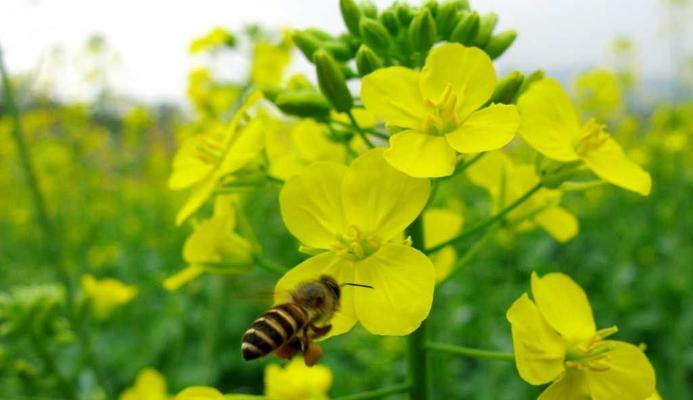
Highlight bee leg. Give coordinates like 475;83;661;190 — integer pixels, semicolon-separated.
303;340;323;367
308;323;332;340
275;337;302;360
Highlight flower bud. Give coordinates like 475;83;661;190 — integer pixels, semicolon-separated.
450;11;479;46
485;71;524;105
485;29;517;59
274;89;331;119
360;17;392;52
396;3;415;26
324;41;353;61
356;45;383;76
314;50;353;112
436;1;466;39
340;0;362;36
360;0;377;18
380;8;400;35
409;8;437;53
512;69;545;103
423;0;438;17
473;12;498;48
292;30;321;61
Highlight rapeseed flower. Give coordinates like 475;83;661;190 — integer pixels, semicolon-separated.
507;272;656;400
518;78;651;195
251;35;291;87
119;368;167;400
264;357;332;400
81;274;137;319
169;91;264;225
361;43;519;177
276;149;434;336
466;151;578;242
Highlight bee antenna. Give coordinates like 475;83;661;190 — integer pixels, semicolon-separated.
341;282;374;289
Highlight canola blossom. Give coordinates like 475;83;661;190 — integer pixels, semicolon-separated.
275;148;434;336
507;272;656;400
361;43;519;178
81;274;138;319
518;78;652;195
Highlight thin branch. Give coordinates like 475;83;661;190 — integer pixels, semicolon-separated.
346;110;375;148
332;383;412;400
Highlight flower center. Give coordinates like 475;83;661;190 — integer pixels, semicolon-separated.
574;118;609;156
332;226;381;261
565;326;618;372
195;137;224;164
423;83;461;136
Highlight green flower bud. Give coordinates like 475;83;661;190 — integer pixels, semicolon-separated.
340;0;362;36
512;69;544;103
304;28;334;41
324;41;353;61
360;0;377;18
485;71;524;105
360;17;392;52
423;0;438;17
274;89;331;119
409;8;437;53
436;1;466;39
314;50;353;112
356;45;383;76
485;29;517;59
396;3;415;26
380;8;400;35
292;30;321;61
450;11;479;45
473;12;498;48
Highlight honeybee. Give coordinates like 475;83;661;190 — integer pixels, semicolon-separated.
241;275;372;366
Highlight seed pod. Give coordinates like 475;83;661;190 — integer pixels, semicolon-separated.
274;89;331;119
409;8;437;53
314;50;353;112
472;12;498;48
450;11;479;46
292;30;321;61
380;8;400;35
359;17;392;52
485;29;517;59
356;45;383;76
340;0;362;36
436;1;465;39
485;71;524;105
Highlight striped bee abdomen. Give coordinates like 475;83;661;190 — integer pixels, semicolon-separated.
242;303;308;360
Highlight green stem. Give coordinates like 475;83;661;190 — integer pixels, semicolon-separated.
445;153;486;180
332;383;411;400
426;342;514;362
330;119;389;139
346;110;375;148
425;182;543;254
254;254;287;275
438;226;496;287
405;216;432;400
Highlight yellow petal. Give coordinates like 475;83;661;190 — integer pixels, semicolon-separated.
217;118;265;177
420;43;496;118
383;130;457;178
534;206;579;243
265;357;332;400
175;175;217;226
586;341;656;400
291;119;346;163
445;104;519;154
429;246;457;283
168;137;215;190
121;368;168;400
174;386;224;400
423;208;464;248
465;151;512;196
361;67;429;130
353;244;435;335
581;136;652;195
279;162;347;249
531;272;596;344
518;78;581;162
506;293;566;385
342;149;430;241
163;265;205;291
538;369;590;400
274;252;357;339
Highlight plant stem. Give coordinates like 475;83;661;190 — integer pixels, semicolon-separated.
346;109;375;148
255;254;287;275
445;152;486;180
332;383;411;400
405;216;432;400
426;342;514;362
438;226;497;287
330;119;389;139
425;182;543;254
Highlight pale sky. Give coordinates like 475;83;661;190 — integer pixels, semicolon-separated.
0;0;688;103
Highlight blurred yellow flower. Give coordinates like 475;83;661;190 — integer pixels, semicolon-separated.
276;148;434;336
120;368;167;400
466;151;579;242
573;68;623;119
189;27;235;54
264;357;332;400
164;196;255;290
169;91;264;225
506;272;656;400
252;37;291;87
518;78;651;195
423;208;464;282
81;274;138;319
361;43;519;177
175;387;224;400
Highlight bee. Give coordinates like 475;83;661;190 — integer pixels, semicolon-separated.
241;275;372;366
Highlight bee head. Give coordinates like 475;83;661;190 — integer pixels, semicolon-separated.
320;275;341;300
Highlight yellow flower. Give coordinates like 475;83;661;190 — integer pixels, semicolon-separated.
164;196;255;290
120;368;167;400
506;272;656;400
423;208;464;282
264;117;346;181
81;274;138;319
518;78;651;195
264;358;332;400
189;27;235;54
276;148;434;336
169;91;264;225
174;387;224;400
572;68;623;120
466;152;579;242
361;43;519;178
252;38;291;87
